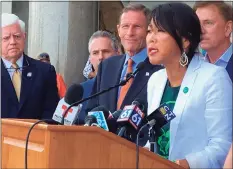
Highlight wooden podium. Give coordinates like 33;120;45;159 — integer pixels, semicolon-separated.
2;119;182;168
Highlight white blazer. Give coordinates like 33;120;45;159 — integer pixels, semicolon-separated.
147;54;232;168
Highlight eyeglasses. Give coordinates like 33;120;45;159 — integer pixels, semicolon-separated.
2;57;30;71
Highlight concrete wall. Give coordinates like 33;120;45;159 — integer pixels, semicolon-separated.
12;1;29;53
122;1;195;9
1;1;12;13
27;2;98;87
121;1;232;9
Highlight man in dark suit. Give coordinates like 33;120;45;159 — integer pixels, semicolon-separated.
87;4;162;121
79;78;95;123
1;13;59;119
194;1;232;81
78;30;120;124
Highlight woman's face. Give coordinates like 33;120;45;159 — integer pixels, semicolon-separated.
146;19;181;66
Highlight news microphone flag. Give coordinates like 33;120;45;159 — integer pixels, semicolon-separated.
88;111;109;131
117;104;145;130
158;103;176;122
146;103;176;128
52;98;82;125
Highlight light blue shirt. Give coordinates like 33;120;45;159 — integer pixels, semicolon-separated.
204;43;232;68
118;48;147;98
2;55;23;80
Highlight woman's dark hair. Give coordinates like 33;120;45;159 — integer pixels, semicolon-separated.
151;2;201;64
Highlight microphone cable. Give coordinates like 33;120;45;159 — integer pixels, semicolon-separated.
25;119;55;169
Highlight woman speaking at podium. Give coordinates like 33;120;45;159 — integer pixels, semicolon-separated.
146;2;232;169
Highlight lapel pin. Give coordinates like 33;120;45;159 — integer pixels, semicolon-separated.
27;72;32;77
146;72;150;76
183;87;189;94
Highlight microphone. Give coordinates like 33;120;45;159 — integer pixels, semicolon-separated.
139;103;176;153
108;109;122;120
132;98;145;112
52;84;83;125
87;106;110;131
87;106;122;133
146;103;176;130
57;61;146;125
84;115;97;126
126;62;146;80
106;109;123;133
116;99;145;139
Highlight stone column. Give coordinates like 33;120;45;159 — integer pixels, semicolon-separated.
12;1;29;53
27;1;98;87
2;1;12;13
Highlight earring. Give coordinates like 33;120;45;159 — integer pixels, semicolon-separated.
179;52;188;67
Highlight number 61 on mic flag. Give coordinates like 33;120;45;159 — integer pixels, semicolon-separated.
117;105;145;130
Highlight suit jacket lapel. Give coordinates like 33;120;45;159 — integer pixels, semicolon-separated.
122;59;157;107
1;60;19;113
106;55;125;111
169;56;201;155
147;69;167;116
226;53;233;81
18;55;35;111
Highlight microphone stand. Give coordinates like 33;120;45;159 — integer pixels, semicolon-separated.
136;119;156;169
117;126;127;137
61;72;136;125
149;127;156;153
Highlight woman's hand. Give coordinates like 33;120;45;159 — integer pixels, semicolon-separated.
223;144;232;169
175;159;190;169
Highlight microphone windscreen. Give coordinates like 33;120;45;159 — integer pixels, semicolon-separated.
84;115;97;124
132;98;145;111
90;106;119;133
112;110;122;119
136;62;146;71
64;84;84;105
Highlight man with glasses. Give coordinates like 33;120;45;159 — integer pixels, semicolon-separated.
1;13;59;119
